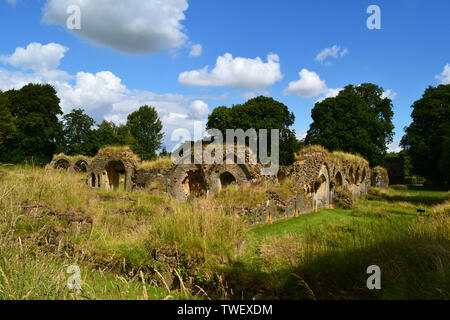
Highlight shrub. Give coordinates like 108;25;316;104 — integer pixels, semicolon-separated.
333;186;354;209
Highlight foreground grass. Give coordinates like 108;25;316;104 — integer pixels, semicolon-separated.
0;165;448;299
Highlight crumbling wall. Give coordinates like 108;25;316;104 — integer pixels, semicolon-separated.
87;148;137;191
50;145;382;225
48;155;91;174
371;167;389;189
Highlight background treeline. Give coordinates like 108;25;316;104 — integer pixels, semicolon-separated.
0;84;164;164
0;82;448;186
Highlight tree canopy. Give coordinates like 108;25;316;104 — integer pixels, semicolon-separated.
62;109;97;156
401;84;450;185
206;96;299;165
0;84;63;164
305;83;394;166
126;105;164;161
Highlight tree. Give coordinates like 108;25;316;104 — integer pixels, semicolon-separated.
126;105;164;160
93;120;136;149
206;96;299;165
62;109;97;156
0;91;17;161
3;84;63;164
401;84;450;185
305;83;394;166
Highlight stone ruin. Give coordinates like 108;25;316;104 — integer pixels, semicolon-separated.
49;145;389;223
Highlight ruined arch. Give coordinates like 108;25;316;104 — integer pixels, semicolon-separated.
105;160;127;191
314;163;330;209
74;159;88;172
90;173;96;188
207;162;251;195
348;167;354;184
54;158;71;170
181;169;208;198
219;171;236;190
355;167;361;184
335;171;343;186
277;171;286;184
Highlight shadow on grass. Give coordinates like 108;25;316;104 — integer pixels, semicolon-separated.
367;187;449;206
220;234;449;300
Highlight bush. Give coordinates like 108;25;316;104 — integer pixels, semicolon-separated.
333;186;354;209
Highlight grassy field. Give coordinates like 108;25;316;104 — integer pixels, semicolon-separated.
0;165;448;300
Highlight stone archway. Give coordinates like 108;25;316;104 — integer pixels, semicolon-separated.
219;172;237;190
74;159;88;172
54;158;70;170
105;160;126;191
314;164;330;209
90;173;96;187
182;170;208;198
335;171;343;186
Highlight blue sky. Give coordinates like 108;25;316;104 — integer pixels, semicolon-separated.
0;0;449;151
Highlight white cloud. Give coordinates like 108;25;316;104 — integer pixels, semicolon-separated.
296;130;307;140
6;0;16;5
284;69;342;100
188;100;209;119
284;69;328;98
315;45;348;65
178;53;283;89
381;89;397;100
42;0;189;54
388;140;402;153
1;42;68;72
189;44;202;57
435;63;450;84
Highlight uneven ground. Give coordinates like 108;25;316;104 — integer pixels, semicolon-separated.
0;165;448;300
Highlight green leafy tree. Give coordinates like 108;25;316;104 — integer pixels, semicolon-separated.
0;91;17;161
126;105;164;160
401;84;450;185
3;84;63;164
206;96;299;165
62;109;97;156
305;83;394;166
93;120;136;149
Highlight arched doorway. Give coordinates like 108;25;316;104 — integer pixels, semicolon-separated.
91;173;96;188
348;167;354;185
74;160;88;172
277;171;286;184
335;172;343;186
315;174;329;209
182;170;208;198
105;160;126;191
54;159;70;170
219;172;236;190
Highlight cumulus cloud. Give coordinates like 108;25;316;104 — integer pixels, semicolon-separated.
435;63;450;84
284;69;328;98
284;69;342;100
188;100;209;119
178;53;283;89
189;44;202;57
42;0;189;54
315;45;348;65
1;42;68;72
